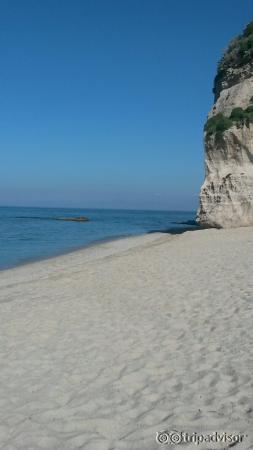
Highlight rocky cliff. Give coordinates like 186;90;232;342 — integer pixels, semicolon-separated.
197;21;253;228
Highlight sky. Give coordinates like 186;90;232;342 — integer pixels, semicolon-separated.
1;0;253;211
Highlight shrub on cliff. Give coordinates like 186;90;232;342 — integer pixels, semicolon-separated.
218;21;253;72
244;106;253;123
244;22;253;37
230;107;245;121
230;106;253;124
213;21;253;97
205;105;253;137
245;105;253;114
204;113;233;136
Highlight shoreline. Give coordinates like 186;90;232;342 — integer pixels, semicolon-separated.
0;222;199;273
0;231;143;273
0;232;170;282
1;226;253;449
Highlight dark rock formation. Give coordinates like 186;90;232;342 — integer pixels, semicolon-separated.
56;216;89;222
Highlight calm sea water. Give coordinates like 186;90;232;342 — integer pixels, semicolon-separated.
0;207;197;270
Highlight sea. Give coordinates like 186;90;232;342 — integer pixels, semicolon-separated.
0;206;198;270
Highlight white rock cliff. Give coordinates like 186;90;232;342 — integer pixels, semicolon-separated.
197;22;253;228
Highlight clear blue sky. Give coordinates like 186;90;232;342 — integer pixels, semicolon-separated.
1;0;252;210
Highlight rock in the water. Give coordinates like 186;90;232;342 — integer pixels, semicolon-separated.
56;216;89;222
197;21;253;228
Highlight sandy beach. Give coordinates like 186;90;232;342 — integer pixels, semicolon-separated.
0;228;253;450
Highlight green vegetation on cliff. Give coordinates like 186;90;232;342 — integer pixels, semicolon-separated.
205;102;253;137
204;114;233;136
218;21;253;70
214;21;253;97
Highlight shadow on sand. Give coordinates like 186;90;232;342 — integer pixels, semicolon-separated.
148;220;206;235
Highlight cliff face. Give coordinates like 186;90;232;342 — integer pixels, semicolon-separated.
197;22;253;228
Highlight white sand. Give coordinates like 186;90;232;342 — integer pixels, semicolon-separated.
0;228;253;450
